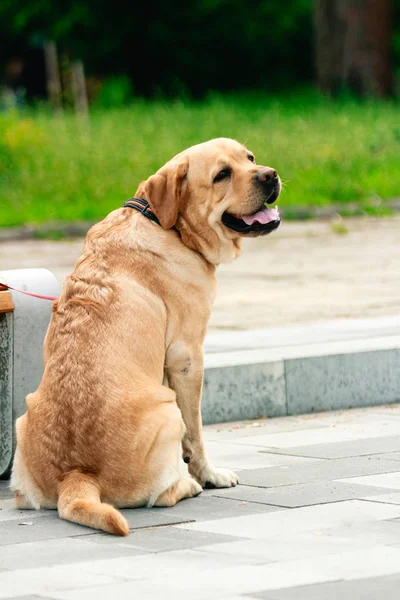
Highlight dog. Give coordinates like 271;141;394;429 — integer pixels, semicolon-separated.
11;137;281;535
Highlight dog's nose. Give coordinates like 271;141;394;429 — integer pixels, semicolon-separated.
256;168;278;183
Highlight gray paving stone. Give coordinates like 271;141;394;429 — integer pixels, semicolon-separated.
0;564;120;598
148;492;282;522
0;537;148;570
0;480;12;501
0;508;53;523
229;420;400;450
202;360;286;424
337;472;400;490
1;596;56;600
362;492;400;505
324;518;400;545
260;435;400;460
238;457;400;488
388;516;400;524
176;500;400;538
202;416;330;443
88;526;244;552
0;514;89;546
3;406;400;600
0;509;192;546
213;480;399;508
41;564;261;600
207;441;317;471
40;546;400;600
196;532;369;564
0;490;278;547
120;505;196;529
0;497;54;522
285;349;400;415
249;572;400;599
376;451;400;462
73;547;265;580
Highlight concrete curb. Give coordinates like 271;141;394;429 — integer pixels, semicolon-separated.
201;319;400;424
1;198;400;241
282;198;400;221
0;221;97;242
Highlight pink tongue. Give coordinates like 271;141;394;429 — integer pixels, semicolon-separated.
241;206;279;226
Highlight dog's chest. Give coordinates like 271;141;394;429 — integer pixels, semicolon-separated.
168;254;216;312
163;254;216;351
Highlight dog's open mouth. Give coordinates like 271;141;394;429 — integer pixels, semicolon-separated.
222;205;280;235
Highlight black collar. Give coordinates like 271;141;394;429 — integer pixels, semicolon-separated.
123;198;160;226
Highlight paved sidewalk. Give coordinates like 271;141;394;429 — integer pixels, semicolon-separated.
1;404;400;599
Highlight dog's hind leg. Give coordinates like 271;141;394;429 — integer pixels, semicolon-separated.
15;491;35;509
153;476;202;507
144;389;202;508
11;417;47;510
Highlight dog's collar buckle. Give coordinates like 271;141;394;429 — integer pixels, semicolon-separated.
123;198;161;226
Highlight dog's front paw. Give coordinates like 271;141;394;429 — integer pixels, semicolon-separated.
191;464;239;489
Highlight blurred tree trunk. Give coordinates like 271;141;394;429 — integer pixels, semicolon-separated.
314;0;393;97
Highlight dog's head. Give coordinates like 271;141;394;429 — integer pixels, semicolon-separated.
137;138;281;264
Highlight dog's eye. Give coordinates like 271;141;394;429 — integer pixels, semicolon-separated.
248;155;255;162
214;168;231;183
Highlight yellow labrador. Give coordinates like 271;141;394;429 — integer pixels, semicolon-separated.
11;138;281;535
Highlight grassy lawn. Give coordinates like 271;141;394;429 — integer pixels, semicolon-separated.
1;90;399;227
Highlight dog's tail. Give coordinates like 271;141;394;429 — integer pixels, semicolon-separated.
58;470;129;536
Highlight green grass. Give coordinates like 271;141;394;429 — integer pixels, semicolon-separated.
1;90;400;227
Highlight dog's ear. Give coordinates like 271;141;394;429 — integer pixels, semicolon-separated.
145;160;188;229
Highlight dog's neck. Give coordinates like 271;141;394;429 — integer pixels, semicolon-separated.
134;186;241;266
175;215;242;266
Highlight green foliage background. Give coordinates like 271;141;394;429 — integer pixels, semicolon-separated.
1;92;400;227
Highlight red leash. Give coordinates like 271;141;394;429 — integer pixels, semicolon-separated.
0;283;58;302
